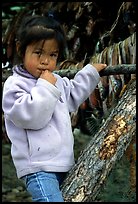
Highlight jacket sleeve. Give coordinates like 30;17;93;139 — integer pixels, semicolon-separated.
2;78;61;130
63;64;100;112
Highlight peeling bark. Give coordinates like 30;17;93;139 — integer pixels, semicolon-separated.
61;78;136;202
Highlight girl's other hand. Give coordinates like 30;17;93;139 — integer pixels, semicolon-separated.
92;63;107;72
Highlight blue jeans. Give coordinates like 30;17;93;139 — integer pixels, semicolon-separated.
21;171;66;202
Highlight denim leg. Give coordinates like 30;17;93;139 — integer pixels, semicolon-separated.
23;171;65;202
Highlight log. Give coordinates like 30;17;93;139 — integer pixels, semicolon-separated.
54;64;136;79
61;78;136;202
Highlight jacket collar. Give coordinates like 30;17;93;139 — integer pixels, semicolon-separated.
13;64;35;79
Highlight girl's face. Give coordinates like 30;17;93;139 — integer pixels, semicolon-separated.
23;39;59;78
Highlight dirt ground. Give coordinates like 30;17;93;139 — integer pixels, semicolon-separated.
2;129;136;202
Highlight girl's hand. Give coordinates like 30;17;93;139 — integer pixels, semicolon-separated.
92;63;107;72
40;70;57;85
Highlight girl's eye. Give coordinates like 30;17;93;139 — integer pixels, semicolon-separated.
34;51;41;55
50;53;58;58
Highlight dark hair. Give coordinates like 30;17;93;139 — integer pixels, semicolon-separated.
16;15;66;63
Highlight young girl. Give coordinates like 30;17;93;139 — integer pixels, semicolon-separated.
2;15;107;202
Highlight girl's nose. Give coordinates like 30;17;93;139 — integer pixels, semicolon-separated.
41;55;49;65
41;59;48;65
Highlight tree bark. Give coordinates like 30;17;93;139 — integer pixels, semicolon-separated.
61;78;136;202
54;64;136;79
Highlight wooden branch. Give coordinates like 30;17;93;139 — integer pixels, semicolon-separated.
2;64;136;82
61;78;136;202
99;64;136;76
54;64;136;79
